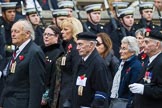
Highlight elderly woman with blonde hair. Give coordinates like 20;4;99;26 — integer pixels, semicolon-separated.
110;36;142;108
53;17;83;108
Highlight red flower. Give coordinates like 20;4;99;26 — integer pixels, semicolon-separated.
126;67;131;74
68;44;72;52
80;74;86;80
19;55;24;61
141;53;147;60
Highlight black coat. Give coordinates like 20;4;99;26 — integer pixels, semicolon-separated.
42;44;64;105
0;40;46;108
133;53;162;108
34;26;44;46
83;21;105;34
0;17;15;58
72;49;112;108
104;50;119;78
104;18;120;35
134;19;162;31
110;25;136;59
59;39;80;108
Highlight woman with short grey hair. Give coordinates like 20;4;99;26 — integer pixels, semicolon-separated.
121;36;140;56
110;36;142;108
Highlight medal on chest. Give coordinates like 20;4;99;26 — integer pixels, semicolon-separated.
10;61;16;73
143;71;152;83
76;74;87;96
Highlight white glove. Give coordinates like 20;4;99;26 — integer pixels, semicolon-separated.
129;83;144;95
0;71;2;78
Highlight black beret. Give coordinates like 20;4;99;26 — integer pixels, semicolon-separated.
77;32;97;41
145;28;162;41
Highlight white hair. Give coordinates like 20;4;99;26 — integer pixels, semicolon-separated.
16;19;35;40
121;36;140;55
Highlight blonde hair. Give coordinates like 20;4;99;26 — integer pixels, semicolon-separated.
60;17;83;41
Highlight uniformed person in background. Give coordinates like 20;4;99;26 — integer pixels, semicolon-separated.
57;0;74;17
83;4;104;34
110;7;136;59
72;32;111;108
134;2;162;31
0;28;6;98
52;9;69;29
25;6;44;46
1;2;17;58
154;0;162;11
10;0;26;21
104;1;129;35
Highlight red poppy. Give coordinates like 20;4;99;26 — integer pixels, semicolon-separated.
126;67;131;74
80;74;86;80
19;55;24;61
141;53;147;60
68;44;72;52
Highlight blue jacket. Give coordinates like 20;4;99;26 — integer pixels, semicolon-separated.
118;55;142;106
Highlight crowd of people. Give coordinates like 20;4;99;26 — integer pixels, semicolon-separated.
0;0;162;108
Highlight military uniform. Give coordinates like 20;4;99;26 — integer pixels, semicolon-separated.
104;18;120;35
83;4;105;34
134;2;162;31
1;2;18;58
25;7;44;46
134;19;162;31
35;26;44;46
83;21;104;34
109;7;136;59
104;2;129;35
110;24;136;59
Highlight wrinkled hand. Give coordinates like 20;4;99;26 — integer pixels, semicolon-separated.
129;83;144;95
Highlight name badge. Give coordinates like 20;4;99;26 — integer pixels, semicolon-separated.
11;61;16;73
76;76;87;86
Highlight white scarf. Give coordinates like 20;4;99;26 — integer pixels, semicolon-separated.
110;61;125;98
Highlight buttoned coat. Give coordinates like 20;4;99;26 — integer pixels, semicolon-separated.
72;49;112;108
133;53;162;108
0;40;46;108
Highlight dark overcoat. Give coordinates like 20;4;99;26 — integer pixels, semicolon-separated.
59;39;80;108
0;40;46;108
72;49;112;108
83;21;105;34
133;53;162;108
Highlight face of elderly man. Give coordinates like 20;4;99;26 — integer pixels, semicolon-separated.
142;38;160;57
76;39;93;57
11;21;30;46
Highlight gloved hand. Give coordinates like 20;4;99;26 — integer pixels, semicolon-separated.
129;83;144;95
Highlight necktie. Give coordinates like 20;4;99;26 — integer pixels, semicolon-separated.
10;47;19;68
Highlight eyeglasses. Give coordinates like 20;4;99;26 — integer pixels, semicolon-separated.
96;42;103;46
43;33;56;37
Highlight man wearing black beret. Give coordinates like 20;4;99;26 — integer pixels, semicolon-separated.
72;32;112;108
129;29;162;108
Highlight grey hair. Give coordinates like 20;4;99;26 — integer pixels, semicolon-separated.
16;19;35;40
135;28;146;37
121;36;140;55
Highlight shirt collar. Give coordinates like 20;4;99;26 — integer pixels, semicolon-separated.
149;51;161;64
17;39;31;53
